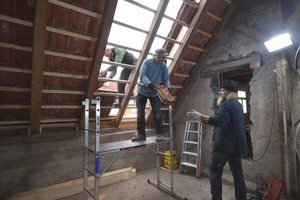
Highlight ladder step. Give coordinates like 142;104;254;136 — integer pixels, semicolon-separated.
184;141;198;145
187;130;199;133
85;128;96;132
180;162;197;168
158;151;171;156
182;151;197;156
85;146;95;152
159;166;171;172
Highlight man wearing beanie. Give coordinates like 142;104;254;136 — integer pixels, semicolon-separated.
132;48;170;142
187;80;247;200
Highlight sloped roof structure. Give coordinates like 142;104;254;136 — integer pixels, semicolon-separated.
0;0;245;134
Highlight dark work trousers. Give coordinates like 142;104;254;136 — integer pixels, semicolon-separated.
137;93;163;136
117;68;133;104
209;151;246;200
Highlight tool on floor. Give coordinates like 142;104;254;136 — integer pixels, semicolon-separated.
263;177;285;200
179;120;203;178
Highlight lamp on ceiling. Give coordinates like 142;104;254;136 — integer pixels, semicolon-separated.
263;32;294;54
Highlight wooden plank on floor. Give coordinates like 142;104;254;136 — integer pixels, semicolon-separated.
7;167;136;200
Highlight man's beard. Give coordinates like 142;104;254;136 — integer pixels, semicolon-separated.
217;96;224;106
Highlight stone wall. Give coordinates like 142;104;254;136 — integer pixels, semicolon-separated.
173;0;300;190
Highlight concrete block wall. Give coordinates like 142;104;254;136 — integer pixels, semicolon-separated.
0;128;169;199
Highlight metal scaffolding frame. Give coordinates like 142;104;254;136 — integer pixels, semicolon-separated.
82;97;187;200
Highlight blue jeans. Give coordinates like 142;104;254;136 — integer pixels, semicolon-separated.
209;151;246;200
137;93;163;136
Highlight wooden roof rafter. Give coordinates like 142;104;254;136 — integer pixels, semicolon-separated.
173;0;242;115
30;0;48;134
78;0;118;130
144;0;211;123
114;0;170;127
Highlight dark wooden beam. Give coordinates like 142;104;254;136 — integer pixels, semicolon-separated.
223;69;252;78
226;19;268;42
173;0;242;115
78;0;118;129
275;54;298;197
114;0;170;127
201;54;261;73
168;0;210;78
272;0;283;31
30;0;48;134
285;5;300;30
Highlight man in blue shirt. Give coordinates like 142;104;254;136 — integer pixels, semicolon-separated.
132;48;170;142
187;80;247;200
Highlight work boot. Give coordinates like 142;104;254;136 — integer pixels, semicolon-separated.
155;135;169;142
131;135;146;141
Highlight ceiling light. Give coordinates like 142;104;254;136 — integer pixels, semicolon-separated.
263;32;294;53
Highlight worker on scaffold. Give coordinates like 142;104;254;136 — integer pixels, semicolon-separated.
132;48;170;142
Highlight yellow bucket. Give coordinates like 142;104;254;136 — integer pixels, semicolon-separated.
164;150;178;169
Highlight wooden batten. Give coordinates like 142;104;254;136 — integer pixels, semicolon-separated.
7;167;136;200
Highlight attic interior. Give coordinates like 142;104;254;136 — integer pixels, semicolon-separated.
1;0;300;200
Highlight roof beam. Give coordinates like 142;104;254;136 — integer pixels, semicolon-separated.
285;5;300;30
114;0;170;126
30;0;48;134
226;19;267;42
173;0;242;115
145;0;211;124
168;0;210;78
201;54;261;73
78;0;118;130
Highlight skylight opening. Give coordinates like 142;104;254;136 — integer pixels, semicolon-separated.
113;1;155;31
107;0;185;56
102;0;187;117
108;24;147;51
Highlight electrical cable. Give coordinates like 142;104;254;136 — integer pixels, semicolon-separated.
295;120;300;158
253;73;277;161
246;173;267;200
294;45;300;75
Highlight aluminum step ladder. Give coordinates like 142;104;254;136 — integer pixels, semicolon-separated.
82;97;101;200
147;105;187;200
179;120;203;178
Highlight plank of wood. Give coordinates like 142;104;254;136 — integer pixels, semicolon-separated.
275;55;297;196
29;0;48;134
7;167;137;200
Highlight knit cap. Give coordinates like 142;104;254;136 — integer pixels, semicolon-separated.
221;80;237;92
